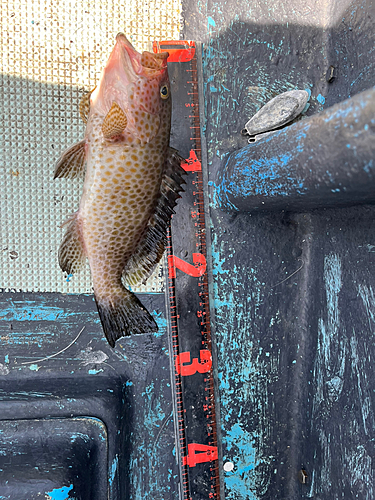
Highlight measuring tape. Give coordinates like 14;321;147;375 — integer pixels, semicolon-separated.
153;41;221;499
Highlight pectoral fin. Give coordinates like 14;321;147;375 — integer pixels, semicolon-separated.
54;140;86;179
102;102;127;139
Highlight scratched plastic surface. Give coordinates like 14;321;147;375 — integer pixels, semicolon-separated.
0;292;176;499
182;0;375;498
0;0;181;293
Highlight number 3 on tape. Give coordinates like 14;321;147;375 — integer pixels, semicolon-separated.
183;443;218;467
176;350;212;376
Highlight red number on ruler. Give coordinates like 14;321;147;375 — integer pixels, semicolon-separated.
176;350;212;376
183;443;218;467
152;40;195;62
181;150;202;172
168;253;206;278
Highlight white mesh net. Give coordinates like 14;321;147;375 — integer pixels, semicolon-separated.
0;0;181;293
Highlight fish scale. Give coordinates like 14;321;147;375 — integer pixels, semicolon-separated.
54;33;185;347
83;128;165;291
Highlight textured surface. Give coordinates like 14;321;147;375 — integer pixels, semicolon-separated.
0;0;181;293
218;86;375;212
182;0;375;498
0;417;108;499
0;292;177;499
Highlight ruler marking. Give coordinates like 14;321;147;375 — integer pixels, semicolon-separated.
158;40;221;500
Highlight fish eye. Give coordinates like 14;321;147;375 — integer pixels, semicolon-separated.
160;85;169;99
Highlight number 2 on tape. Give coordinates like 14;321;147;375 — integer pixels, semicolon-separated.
168;253;206;279
176;349;212;376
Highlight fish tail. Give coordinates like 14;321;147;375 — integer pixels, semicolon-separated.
94;288;158;348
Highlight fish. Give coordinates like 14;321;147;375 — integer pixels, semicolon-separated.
54;33;185;347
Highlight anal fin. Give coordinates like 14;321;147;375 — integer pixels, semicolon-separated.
58;213;86;274
54;140;86;179
123;148;186;287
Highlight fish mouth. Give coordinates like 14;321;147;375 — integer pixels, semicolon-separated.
90;34;168;116
104;33;141;83
115;33;143;77
115;33;168;76
90;34;141;112
102;33;168;84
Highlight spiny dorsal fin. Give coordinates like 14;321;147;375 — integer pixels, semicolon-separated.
123;148;186;287
54;140;86;179
102;102;127;139
58;213;86;274
79;87;96;123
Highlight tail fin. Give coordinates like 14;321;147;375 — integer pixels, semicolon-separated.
95;289;158;348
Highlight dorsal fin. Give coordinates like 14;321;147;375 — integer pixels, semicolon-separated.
123;148;186;287
79;87;96;123
102;102;127;139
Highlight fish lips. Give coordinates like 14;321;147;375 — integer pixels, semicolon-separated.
91;33;168;115
114;33;142;78
115;33;169;77
104;33;169;83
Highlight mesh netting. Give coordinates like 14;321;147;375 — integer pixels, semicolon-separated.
0;0;181;293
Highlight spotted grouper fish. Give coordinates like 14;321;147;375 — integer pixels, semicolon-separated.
54;33;185;347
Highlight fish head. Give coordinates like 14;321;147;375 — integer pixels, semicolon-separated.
89;33;171;144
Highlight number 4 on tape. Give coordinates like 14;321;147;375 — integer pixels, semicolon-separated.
183;443;218;467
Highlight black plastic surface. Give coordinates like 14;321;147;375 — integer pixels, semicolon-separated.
0;418;107;500
0;292;177;499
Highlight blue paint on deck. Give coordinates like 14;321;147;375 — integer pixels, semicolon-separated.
46;484;73;500
210;230;268;497
317;93;326;105
223;140;307;199
130;376;174;497
225;424;257;499
152;310;168;337
29;364;39;371
210;233;230;278
207;16;216;27
0;296;101;325
88;368;103;375
109;455;118;485
0;304;67;322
